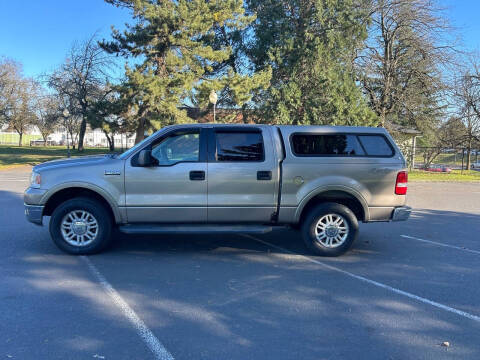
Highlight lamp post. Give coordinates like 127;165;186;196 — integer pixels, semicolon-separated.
62;109;71;158
209;90;218;123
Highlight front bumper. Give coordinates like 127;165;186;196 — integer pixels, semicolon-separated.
24;187;47;205
24;204;44;225
392;206;412;221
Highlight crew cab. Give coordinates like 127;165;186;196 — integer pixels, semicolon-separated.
24;124;411;256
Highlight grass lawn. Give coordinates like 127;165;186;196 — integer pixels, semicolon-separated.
0;145;115;169
409;169;480;182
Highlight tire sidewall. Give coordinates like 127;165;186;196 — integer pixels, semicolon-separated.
49;197;112;255
302;202;358;257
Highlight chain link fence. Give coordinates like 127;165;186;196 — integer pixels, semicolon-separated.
402;146;480;170
0;132;43;146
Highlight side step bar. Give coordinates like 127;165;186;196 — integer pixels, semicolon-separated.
118;224;277;235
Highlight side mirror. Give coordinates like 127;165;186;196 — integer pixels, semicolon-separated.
137;149;154;167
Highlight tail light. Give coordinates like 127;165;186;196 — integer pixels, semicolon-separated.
395;171;408;195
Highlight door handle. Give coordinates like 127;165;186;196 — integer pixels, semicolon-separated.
189;170;205;181
257;171;272;181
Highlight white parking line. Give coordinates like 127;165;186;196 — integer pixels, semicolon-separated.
81;256;174;360
401;235;480;255
242;235;480;323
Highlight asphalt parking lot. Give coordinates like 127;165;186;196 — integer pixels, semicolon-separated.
1;168;479;359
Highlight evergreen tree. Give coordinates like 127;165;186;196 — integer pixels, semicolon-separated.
87;87;124;151
101;0;270;142
246;0;377;126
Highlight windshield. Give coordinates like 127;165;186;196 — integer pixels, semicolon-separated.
118;136;152;160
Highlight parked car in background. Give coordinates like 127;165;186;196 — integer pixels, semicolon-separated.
471;162;480;169
426;164;452;173
24;124;411;257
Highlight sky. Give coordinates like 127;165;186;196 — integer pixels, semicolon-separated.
440;0;480;50
0;0;479;79
0;0;131;78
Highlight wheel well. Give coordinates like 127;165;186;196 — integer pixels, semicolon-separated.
43;187;116;221
299;191;365;224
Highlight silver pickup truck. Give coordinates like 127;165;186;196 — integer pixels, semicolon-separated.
24;124;411;256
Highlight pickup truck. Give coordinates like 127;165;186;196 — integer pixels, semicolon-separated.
24;124;411;256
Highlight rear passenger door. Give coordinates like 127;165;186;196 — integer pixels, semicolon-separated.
207;128;278;223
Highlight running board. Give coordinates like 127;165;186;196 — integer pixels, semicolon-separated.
118;224;276;235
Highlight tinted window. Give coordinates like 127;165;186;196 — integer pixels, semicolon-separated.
151;132;199;165
216;132;264;162
291;134;365;156
358;135;393;156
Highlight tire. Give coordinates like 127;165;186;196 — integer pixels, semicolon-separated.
49;197;113;255
301;202;358;257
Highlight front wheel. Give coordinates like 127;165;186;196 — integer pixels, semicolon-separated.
49;197;113;255
301;202;358;257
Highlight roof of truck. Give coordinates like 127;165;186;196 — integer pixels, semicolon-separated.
166;123;389;134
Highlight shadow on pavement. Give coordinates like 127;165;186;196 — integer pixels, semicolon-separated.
2;188;480;359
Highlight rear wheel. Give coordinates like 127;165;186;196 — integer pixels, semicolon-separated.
49;197;113;255
301;202;358;257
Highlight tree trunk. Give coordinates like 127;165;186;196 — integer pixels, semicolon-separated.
78;115;87;152
242;104;248;124
18;133;23;147
466;137;472;170
134;118;146;144
42;134;49;147
379;108;386;128
103;131;115;152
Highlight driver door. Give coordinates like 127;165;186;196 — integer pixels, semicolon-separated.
124;128;208;223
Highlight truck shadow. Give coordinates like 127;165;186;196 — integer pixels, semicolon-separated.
108;208;480;257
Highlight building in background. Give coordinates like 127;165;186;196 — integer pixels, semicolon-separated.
0;106;244;147
0;124;136;148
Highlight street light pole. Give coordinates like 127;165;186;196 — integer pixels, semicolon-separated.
209;90;218;123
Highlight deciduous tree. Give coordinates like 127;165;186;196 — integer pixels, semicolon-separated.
47;35;114;151
454;61;480;169
34;95;62;145
357;0;452;131
0;59;37;146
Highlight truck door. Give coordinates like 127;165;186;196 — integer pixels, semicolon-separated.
207;127;279;223
124;128;208;223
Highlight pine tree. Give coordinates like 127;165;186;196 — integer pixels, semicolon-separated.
246;0;377;126
101;0;270;142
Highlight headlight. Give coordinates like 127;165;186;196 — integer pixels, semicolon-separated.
30;171;42;189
